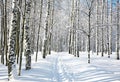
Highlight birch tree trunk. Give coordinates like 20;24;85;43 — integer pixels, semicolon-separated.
87;0;94;63
74;0;77;56
8;0;18;80
109;0;113;55
48;0;54;55
69;0;75;55
69;0;73;54
16;0;22;64
31;0;36;54
36;0;43;62
24;0;32;70
69;30;72;54
43;0;50;58
96;0;100;55
101;0;105;57
18;0;25;76
76;0;80;57
1;0;5;64
4;0;8;66
88;10;91;63
106;0;110;58
72;0;76;56
116;0;119;60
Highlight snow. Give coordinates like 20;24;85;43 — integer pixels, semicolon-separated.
0;52;120;82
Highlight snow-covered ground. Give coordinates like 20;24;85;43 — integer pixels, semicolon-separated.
0;52;120;82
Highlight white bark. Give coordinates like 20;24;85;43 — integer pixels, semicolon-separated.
24;0;32;70
42;0;51;58
8;0;18;80
116;0;119;60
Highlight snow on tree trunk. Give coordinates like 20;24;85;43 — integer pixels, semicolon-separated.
96;0;100;55
4;0;8;66
18;0;24;76
106;0;110;58
88;12;91;63
8;0;18;80
24;0;32;70
101;0;105;57
69;0;76;55
36;0;43;62
31;1;36;54
1;0;5;64
109;0;112;55
16;0;22;64
48;0;54;55
43;0;51;58
76;0;80;57
116;0;119;60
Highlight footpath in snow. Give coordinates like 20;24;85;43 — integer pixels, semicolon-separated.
0;52;120;82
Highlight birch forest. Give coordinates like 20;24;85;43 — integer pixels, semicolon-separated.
0;0;120;81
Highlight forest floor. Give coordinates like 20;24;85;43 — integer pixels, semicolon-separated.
0;52;120;82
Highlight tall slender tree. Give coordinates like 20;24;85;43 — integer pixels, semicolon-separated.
101;0;105;57
43;0;51;58
4;0;8;66
0;0;5;64
31;0;36;54
109;0;113;55
69;0;75;55
48;0;54;55
8;0;18;80
36;0;43;62
76;0;80;57
24;0;32;70
96;0;100;55
86;0;95;63
116;0;119;60
18;0;24;76
16;0;22;64
106;0;110;58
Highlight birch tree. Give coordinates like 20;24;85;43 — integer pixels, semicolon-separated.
36;0;43;62
0;0;5;64
8;0;18;80
76;0;80;57
16;0;22;64
116;0;119;60
85;0;95;63
24;0;32;70
69;0;76;55
18;0;25;76
96;0;100;55
4;0;8;66
106;0;110;58
109;0;113;55
101;0;105;57
43;0;51;58
48;0;54;55
31;0;36;54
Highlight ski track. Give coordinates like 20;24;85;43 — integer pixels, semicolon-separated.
49;52;120;82
48;53;74;82
0;52;120;82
